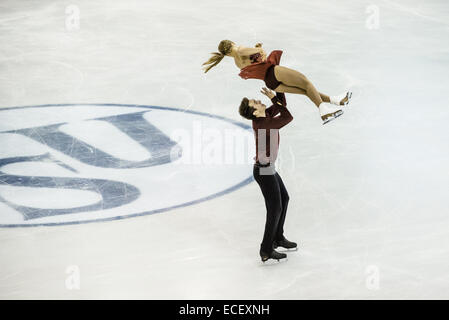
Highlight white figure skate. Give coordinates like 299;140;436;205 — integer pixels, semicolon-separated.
330;91;352;106
319;102;344;125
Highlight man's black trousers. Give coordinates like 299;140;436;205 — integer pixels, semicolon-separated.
253;164;290;253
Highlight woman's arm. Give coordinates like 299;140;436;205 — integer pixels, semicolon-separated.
237;45;264;57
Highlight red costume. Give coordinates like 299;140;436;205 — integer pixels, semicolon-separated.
238;50;283;90
252;92;292;165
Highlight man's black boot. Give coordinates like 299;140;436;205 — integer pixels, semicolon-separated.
273;237;297;250
260;249;287;262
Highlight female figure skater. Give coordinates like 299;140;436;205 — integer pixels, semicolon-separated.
203;40;352;124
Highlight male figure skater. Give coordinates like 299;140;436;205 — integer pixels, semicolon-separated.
239;87;297;262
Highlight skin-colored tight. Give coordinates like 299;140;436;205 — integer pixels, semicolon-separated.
273;66;329;108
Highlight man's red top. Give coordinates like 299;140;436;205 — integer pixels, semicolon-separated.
252;93;293;165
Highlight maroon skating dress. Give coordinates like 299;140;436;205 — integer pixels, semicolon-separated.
238;50;283;90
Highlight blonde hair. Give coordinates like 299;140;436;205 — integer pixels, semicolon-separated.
202;40;234;73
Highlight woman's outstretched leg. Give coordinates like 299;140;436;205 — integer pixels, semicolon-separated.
274;66;323;107
275;84;352;106
274;66;345;124
274;84;330;105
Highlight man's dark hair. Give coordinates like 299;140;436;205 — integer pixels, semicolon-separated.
239;97;256;120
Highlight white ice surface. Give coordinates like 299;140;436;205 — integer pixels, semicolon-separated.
1;0;449;299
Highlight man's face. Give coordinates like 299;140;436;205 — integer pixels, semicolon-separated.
249;99;266;118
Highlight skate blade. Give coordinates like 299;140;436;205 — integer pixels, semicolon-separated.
275;247;298;252
260;257;288;266
343;91;353;106
322;110;343;125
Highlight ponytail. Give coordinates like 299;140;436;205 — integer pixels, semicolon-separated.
202;52;225;73
202;40;234;73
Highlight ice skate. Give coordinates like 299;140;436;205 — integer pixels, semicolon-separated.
319;102;343;125
260;249;287;263
330;91;352;106
273;237;298;251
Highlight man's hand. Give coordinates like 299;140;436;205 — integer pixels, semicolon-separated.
260;87;275;100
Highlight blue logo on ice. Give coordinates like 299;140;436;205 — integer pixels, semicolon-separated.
0;104;253;227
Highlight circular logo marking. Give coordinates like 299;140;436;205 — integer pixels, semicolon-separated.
0;104;254;227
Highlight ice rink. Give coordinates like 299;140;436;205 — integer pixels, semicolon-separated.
1;0;449;299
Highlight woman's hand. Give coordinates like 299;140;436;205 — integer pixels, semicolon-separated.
260;87;275;100
254;43;267;60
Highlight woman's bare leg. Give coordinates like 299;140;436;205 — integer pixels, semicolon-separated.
274;84;331;107
274;66;323;107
